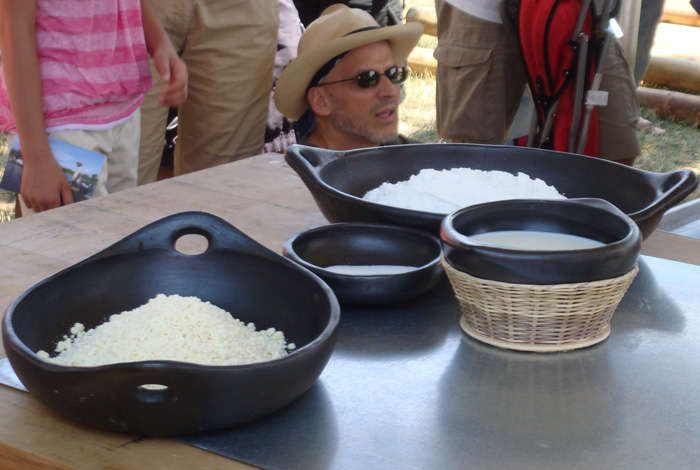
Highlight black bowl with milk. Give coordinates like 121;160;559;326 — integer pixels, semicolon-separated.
284;223;444;304
440;199;642;284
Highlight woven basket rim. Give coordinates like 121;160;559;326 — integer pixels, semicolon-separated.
459;316;612;352
443;259;639;352
441;256;639;289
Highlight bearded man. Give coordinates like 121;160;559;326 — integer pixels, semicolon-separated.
274;4;423;150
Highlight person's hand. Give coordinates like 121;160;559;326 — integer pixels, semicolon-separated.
153;48;188;107
20;152;75;212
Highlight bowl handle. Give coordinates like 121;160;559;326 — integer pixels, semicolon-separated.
285;144;345;172
633;169;699;218
81;212;277;262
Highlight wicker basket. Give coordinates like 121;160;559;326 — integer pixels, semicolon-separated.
442;258;639;352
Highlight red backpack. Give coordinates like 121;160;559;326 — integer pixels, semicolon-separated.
503;0;615;156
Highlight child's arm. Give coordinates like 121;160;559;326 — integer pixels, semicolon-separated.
141;0;188;107
0;0;75;212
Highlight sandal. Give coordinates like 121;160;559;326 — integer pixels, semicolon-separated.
637;117;666;135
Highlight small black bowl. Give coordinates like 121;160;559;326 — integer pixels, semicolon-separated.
440;198;642;285
284;223;444;304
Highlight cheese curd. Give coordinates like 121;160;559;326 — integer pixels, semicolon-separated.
38;294;296;366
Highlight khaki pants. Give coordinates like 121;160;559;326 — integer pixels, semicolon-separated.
11;110;140;214
596;39;641;162
433;0;640;161
138;0;279;185
433;0;527;144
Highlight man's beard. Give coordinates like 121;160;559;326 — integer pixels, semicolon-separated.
329;98;399;145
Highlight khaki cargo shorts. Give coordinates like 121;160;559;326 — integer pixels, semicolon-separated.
596;39;641;161
433;0;527;144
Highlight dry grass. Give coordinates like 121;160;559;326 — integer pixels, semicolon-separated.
0;133;13;221
400;68;700;204
400;0;700;204
400;71;439;142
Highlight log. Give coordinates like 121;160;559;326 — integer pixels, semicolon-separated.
643;56;700;94
406;7;437;37
403;51;700;127
637;86;700;126
661;0;700;27
662;10;700;27
408;45;700;98
406;2;700;35
408;47;437;75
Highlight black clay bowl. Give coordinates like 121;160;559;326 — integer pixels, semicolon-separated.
283;223;444;304
2;212;340;436
284;143;698;240
440;198;642;285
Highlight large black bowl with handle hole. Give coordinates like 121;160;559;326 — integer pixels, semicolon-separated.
284;143;699;240
2;212;340;436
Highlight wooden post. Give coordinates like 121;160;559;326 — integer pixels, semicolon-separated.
638;86;700;126
662;0;700;27
405;7;437;37
643;56;700;94
408;47;437;75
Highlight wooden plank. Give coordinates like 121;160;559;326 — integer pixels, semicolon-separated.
408;47;437;75
1;152;698;470
0;153;324;470
641;230;700;266
662;0;700;27
406;7;436;37
0;443;74;470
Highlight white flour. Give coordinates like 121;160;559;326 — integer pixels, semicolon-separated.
362;168;566;213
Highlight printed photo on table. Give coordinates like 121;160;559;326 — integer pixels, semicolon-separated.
0;138;105;202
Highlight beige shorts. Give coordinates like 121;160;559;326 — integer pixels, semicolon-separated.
138;0;279;185
596;39;641;161
433;0;527;144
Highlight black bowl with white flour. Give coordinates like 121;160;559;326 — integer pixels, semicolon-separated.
284;143;698;240
284;223;444;304
440;198;643;284
2;212;341;435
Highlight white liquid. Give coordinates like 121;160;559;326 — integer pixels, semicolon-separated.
324;265;417;275
469;230;606;251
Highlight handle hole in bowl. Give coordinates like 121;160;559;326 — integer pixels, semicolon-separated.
136;384;170;403
174;233;209;255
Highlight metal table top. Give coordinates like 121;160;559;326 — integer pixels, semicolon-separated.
179;255;700;470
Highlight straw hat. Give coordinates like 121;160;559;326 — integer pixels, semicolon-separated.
274;4;423;121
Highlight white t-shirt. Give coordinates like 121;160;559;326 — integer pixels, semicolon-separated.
445;0;503;24
72;167;83;183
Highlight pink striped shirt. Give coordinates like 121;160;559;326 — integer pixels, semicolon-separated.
0;0;153;134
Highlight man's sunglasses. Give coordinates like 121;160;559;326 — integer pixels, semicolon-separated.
316;66;410;89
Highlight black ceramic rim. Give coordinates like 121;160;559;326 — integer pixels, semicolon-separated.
441;199;639;254
284;223;443;277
